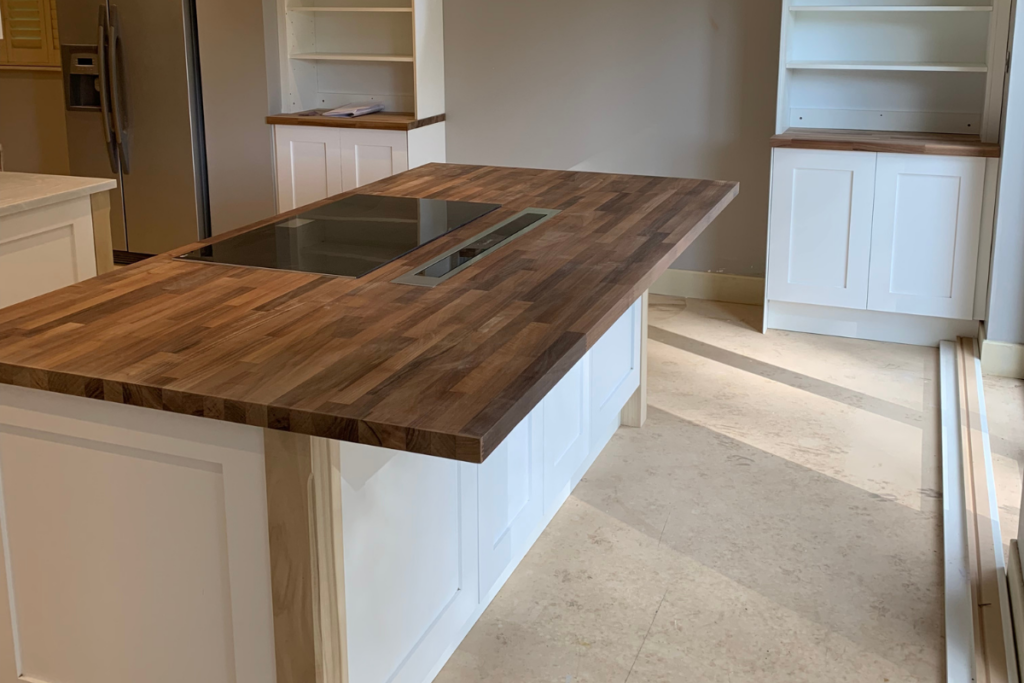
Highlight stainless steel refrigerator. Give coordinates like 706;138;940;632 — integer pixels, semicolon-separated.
56;0;276;259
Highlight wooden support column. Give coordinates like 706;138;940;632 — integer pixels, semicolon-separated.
90;191;115;275
264;429;347;683
622;289;649;428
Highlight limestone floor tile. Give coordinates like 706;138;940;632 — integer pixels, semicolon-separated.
984;375;1024;553
436;497;676;683
580;407;942;682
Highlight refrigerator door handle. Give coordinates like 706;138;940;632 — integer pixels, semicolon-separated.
107;5;131;173
96;6;118;174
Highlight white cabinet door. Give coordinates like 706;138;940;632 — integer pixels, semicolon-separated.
338;129;409;192
542;357;590;515
0;386;276;683
274;125;343;211
0;197;98;308
477;409;543;600
589;298;642;461
340;445;478;683
868;154;985;320
767;149;876;310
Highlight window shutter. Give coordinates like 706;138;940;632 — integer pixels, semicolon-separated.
0;0;58;67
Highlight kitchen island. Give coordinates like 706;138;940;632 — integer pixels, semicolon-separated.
0;164;736;683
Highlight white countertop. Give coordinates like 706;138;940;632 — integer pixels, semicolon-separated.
0;172;117;218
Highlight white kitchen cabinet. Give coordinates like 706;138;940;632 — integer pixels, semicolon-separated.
541;359;591;515
589;299;643;463
274;123;446;212
767;148;992;337
868;154;985;320
0;173;116;308
0;386;277;683
477;410;543;600
273;125;344;211
767;149;876;310
340;444;478;683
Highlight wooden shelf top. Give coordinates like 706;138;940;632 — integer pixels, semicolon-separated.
266;111;444;131
770;128;1001;157
0;164;738;463
290;52;413;62
786;60;988;72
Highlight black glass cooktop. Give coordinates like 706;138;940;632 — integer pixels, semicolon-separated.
178;194;500;278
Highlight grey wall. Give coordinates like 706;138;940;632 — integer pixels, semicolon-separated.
443;0;781;277
987;1;1024;346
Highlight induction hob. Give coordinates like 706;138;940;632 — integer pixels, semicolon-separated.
177;194;500;278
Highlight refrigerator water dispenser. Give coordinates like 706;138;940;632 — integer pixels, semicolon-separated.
61;44;102;111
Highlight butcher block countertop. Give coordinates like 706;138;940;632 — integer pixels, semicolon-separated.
266;111;445;131
770;128;1001;158
0;164;737;462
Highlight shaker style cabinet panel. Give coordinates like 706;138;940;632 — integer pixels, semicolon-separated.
541;358;590;515
340;447;478;683
477;410;543;600
0;388;276;683
867;154;985;320
339;128;409;193
273;125;342;212
589;298;641;458
273;126;411;212
767;149;876;310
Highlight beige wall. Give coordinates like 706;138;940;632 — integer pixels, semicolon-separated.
0;70;70;174
197;0;278;234
443;0;780;277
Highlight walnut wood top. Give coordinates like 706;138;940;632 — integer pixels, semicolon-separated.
0;164;737;462
770;128;1001;158
266;111;445;131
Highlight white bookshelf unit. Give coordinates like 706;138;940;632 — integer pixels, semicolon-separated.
268;0;446;212
764;0;1013;345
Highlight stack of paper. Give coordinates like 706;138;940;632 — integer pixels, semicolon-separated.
322;103;385;118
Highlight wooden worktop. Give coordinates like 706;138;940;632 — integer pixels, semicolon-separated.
770;128;1001;158
0;164;737;462
266;111;445;131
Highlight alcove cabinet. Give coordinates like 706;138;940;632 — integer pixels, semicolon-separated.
268;0;445;210
765;0;1012;345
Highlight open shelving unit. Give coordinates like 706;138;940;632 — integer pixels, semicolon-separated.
776;0;1012;139
276;0;443;119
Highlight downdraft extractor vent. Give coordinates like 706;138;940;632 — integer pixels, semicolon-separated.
392;208;560;287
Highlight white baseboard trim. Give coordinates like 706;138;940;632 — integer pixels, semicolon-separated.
980;325;1024;378
651;270;765;306
766;300;980;347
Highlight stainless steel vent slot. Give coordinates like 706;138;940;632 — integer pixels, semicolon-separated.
392;208;560;287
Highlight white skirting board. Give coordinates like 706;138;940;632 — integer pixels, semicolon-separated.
768;300;980;347
939;339;1019;683
980;325;1024;379
651;270;765;306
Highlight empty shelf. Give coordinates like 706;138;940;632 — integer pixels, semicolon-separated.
290;53;414;62
787;60;988;72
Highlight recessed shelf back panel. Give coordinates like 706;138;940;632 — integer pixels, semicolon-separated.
789;12;990;65
788;69;986;132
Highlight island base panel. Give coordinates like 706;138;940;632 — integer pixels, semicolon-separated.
0;384;277;683
266;295;643;683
